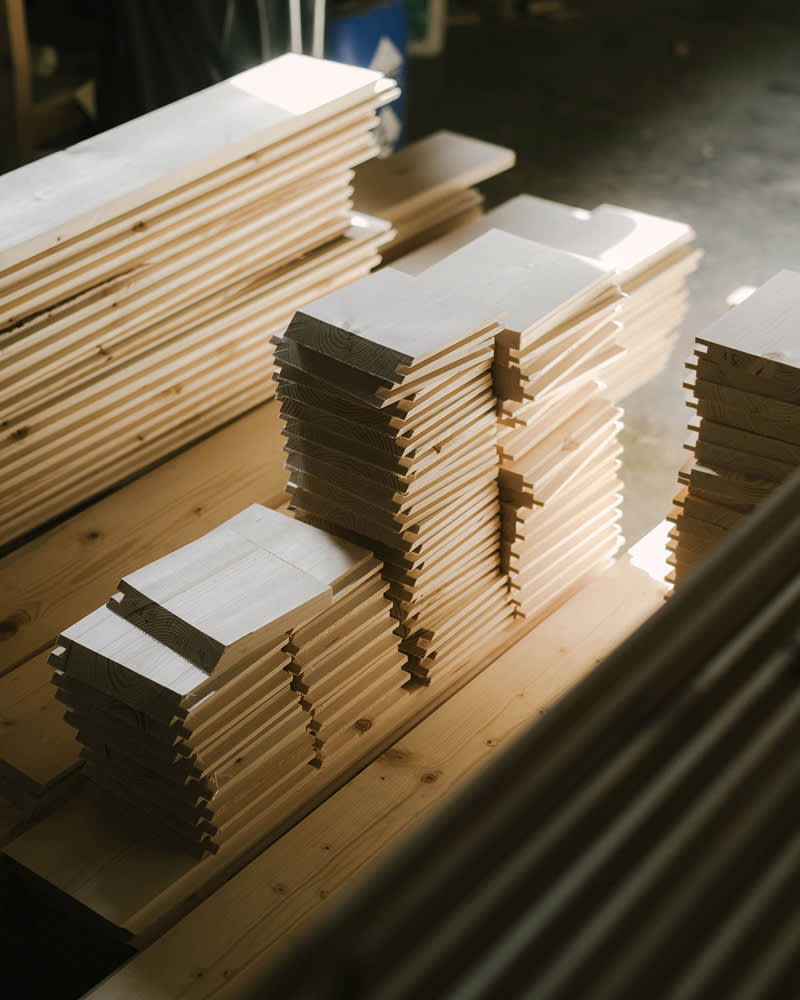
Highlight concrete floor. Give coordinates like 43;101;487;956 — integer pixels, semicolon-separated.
406;3;800;544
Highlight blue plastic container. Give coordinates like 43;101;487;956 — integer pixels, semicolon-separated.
327;1;408;152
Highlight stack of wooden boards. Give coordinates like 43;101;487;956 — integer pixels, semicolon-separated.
275;265;510;685
412;230;624;622
394;193;701;400
469;235;626;620
275;227;627;678
50;505;406;854
261;462;800;1000
352;129;515;263
668;269;800;588
0;54;398;553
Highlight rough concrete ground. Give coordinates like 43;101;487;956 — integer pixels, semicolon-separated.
406;4;800;543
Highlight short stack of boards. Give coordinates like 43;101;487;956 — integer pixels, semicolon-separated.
50;505;408;855
275;226;626;678
668;269;800;588
0;54;397;553
352;129;516;262
394;193;701;401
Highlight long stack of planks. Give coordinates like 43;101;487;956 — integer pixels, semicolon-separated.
0;54;398;554
50;505;407;855
395;193;700;400
275;226;626;680
668;269;800;588
260;465;800;1000
352;129;515;263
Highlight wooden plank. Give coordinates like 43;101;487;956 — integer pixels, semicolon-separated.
237;470;800;999
0;96;380;290
671;278;800;584
0;108;377;321
696;268;800;371
0;381;280;553
0;220;385;421
393;193;694;284
0;178;351;382
392;194;695;403
85;551;666;1000
381;198;483;266
0;625;488;940
418;229;613;350
0;794;27;848
689;378;800;434
692;351;800;404
693;437;793;484
0;225;388;551
691;417;800;467
107;514;341;675
288;230;609;384
352;129;515;220
0;54;394;268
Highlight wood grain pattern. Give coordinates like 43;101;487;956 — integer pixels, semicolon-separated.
0;401;291;811
83;553;665;1000
0;108;378;325
351;130;513;261
353;130;515;219
670;283;800;588
394;193;698;401
110;517;337;674
0;54;393;268
0;52;396;552
696;269;800;370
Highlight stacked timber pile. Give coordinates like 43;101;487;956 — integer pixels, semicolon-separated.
50;505;406;854
395;193;700;400
274;265;511;686
275;227;626;676
0;54;397;553
352;129;515;263
668;269;800;588
423;230;625;623
287;533;408;766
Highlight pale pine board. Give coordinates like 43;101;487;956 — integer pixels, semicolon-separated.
394;194;693;283
0;109;377;323
0;55;392;269
85;552;667;1000
696;268;800;370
